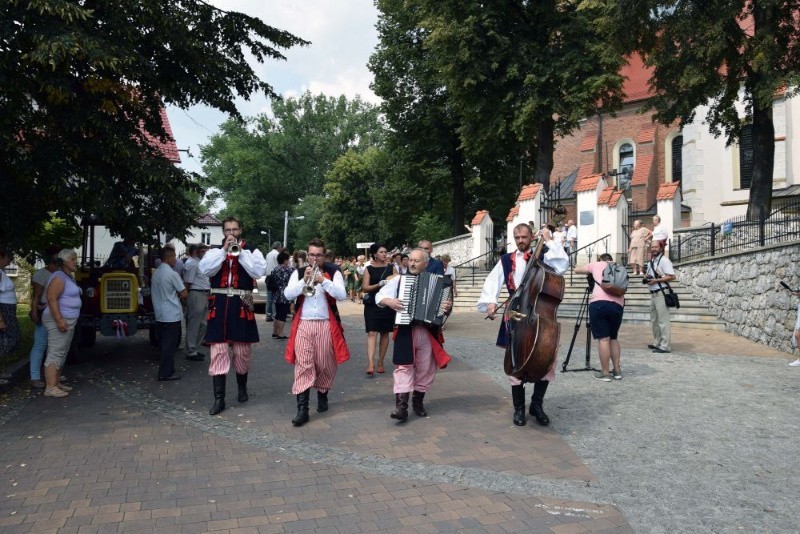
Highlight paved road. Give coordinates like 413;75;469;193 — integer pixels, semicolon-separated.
1;301;797;533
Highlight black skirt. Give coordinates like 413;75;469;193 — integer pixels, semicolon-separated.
364;301;395;333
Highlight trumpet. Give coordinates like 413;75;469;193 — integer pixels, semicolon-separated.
228;242;241;256
302;261;320;297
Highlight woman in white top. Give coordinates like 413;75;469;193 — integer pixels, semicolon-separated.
0;247;20;358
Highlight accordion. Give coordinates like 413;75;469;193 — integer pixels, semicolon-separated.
394;272;452;327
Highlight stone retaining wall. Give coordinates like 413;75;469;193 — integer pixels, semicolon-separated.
432;233;472;265
677;243;800;353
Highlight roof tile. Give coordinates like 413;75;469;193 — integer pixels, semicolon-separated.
657;181;681;201
196;213;221;226
579;131;598;152
506;205;519;222
637;123;657;144
631;153;654;186
597;187;624;207
471;210;489;226
517;183;542;202
574;172;604;193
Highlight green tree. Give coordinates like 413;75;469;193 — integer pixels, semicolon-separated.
321;149;383;254
0;0;307;250
415;0;625;187
588;0;800;218
200;92;385;244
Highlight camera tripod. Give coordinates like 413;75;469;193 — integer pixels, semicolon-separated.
561;286;600;374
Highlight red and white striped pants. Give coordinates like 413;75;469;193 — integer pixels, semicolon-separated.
208;343;252;376
393;326;437;394
291;319;337;395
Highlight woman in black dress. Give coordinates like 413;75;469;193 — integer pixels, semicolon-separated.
362;243;397;375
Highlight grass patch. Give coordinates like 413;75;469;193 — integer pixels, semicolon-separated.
0;303;33;374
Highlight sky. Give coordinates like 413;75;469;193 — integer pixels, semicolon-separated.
166;0;381;176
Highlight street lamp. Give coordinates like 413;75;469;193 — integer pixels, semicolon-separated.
283;210;305;251
260;229;271;246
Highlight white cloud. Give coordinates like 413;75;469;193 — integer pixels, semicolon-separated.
167;0;381;175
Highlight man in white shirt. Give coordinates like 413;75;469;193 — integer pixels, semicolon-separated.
183;244;210;361
566;220;578;256
652;215;669;246
376;248;452;421
283;238;349;427
645;240;675;353
152;247;188;381
264;241;282;322
477;223;568;427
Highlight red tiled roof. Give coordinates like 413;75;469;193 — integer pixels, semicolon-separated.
196;213;221;226
506;205;519;222
657;181;681;201
620;54;655;104
579;131;598;152
574;173;604;193
141;107;181;163
471;210;489;226
631;153;654;186
517;183;543;202
577;162;595;179
637;123;657;144
597;187;624;207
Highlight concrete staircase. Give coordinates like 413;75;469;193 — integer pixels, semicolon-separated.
452;268;725;330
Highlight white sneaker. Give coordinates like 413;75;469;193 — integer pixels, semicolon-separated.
788;359;800;367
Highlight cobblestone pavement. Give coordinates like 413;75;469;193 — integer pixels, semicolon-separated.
1;300;798;533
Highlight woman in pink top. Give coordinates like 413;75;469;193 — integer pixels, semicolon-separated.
574;254;624;381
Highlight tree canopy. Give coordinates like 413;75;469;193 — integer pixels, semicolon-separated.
0;0;307;250
589;0;800;217
200;92;385;250
414;0;625;187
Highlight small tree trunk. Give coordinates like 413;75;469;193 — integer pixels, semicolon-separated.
746;98;775;221
449;148;466;237
533;117;555;191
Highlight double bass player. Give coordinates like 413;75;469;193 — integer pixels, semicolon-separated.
477;223;569;426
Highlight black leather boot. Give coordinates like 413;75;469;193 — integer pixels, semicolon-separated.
209;375;226;415
411;391;427;417
292;389;310;426
390;392;409;421
511;385;526;426
530;380;550;426
317;390;328;412
236;373;248;403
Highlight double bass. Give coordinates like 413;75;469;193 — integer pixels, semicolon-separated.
503;237;565;382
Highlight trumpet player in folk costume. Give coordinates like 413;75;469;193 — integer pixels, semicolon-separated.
376;248;453;422
284;238;350;427
199;217;267;416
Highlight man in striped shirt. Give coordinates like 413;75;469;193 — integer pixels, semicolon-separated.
283;238;350;427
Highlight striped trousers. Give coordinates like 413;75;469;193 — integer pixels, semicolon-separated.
393;326;437;394
208;343;252;376
291;319;337;395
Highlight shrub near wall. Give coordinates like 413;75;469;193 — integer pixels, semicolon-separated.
677;243;800;353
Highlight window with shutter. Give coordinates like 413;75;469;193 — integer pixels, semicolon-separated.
671;135;683;183
739;125;754;189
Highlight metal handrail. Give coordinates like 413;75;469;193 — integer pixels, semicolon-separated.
452;248;498;286
568;234;610;286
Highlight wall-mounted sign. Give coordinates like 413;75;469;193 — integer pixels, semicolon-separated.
579;211;594;225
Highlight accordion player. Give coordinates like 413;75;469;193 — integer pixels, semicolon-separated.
392;272;452;327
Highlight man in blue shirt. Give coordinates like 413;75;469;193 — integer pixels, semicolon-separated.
418;240;444;275
151;247;188;381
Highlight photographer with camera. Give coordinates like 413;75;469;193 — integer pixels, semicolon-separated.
574;253;625;381
644;240;675;353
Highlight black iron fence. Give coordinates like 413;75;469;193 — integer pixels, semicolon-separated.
670;201;800;263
